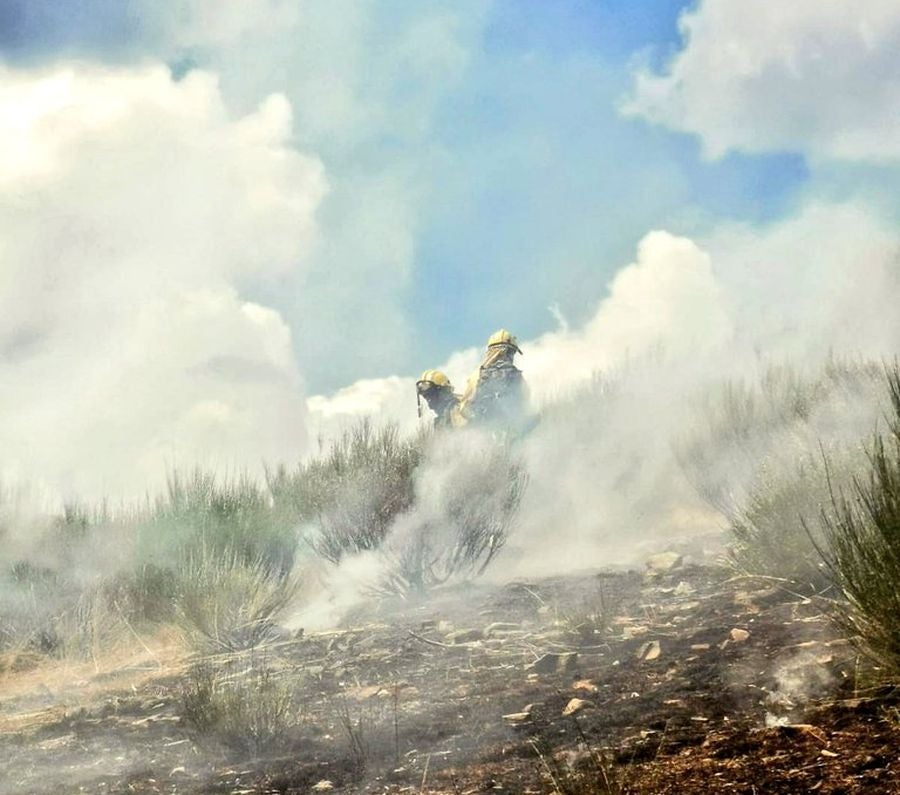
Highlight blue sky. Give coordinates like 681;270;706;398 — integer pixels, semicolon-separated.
0;0;811;390
5;0;900;495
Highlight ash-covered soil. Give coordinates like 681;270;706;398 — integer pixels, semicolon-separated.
0;558;897;794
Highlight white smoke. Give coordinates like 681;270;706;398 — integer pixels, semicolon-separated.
0;63;326;499
312;201;900;419
303;200;900;589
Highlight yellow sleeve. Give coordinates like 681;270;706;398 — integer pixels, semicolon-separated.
458;372;480;419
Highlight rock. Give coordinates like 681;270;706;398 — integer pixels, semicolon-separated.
673;580;696;596
690;643;711;652
527;652;578;674
730;628;750;643
503;704;534;724
562;698;594;716
645;552;684;573
637;640;662;661
311;781;334;792
734;587;781;608
446;628;484;644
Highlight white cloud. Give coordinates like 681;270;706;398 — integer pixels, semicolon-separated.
626;0;900;160
0;64;326;498
167;0;301;49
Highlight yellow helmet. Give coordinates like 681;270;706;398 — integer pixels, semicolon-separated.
486;328;522;353
417;369;452;389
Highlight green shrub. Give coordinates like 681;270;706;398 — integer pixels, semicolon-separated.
174;544;299;653
819;363;900;677
728;449;864;589
142;469;296;576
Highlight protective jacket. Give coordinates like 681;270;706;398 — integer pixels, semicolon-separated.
424;388;467;430
460;345;528;426
417;370;467;430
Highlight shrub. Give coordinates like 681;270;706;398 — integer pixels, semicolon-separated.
174;544;299;652
105;564;180;625
181;657;301;757
49;585;131;661
268;421;423;564
819;363;900;677
0;563;133;660
1;470;301;660
677;359;882;520
0;562;63;654
143;469;296;576
728;449;863;589
378;435;527;595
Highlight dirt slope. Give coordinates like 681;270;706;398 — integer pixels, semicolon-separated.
0;560;896;794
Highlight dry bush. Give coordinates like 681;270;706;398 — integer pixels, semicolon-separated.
551;578;619;648
267;420;423;564
50;587;127;660
818;363;900;677
174;545;299;652
0;563;134;661
0;562;65;654
377;436;528;595
181;657;301;757
531;732;628;795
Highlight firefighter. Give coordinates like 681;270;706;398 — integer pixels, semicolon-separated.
416;369;466;430
460;329;528;429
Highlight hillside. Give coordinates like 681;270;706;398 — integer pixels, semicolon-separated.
1;552;896;794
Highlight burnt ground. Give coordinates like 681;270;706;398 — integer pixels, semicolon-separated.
0;558;897;794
